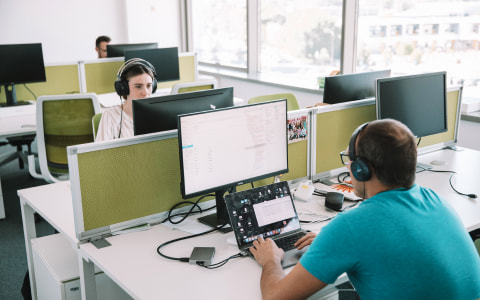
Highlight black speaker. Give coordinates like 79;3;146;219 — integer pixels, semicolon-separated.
348;123;371;182
114;58;157;97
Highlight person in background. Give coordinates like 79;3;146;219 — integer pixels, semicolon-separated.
96;58;157;141
250;119;480;300
95;35;111;58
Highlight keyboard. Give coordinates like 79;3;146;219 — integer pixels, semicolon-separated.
274;231;306;251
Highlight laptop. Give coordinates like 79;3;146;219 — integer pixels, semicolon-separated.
225;181;308;268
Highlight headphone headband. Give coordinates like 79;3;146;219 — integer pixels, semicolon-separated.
116;58;157;80
349;122;371;182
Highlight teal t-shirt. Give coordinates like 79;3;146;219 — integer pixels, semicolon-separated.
300;184;480;300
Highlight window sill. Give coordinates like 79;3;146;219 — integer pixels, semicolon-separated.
198;65;324;96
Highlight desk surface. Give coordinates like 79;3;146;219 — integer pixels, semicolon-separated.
19;147;480;300
0;103;36;138
416;147;480;232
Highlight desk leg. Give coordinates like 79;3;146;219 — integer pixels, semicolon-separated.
20;199;38;300
0;177;5;219
78;255;97;300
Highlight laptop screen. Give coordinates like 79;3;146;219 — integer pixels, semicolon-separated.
225;181;302;248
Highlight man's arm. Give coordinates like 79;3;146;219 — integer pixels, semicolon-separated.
250;237;327;300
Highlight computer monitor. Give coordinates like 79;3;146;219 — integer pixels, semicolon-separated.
125;47;180;83
133;87;234;135
106;43;158;58
323;70;391;104
376;71;447;139
177;99;289;229
0;43;46;106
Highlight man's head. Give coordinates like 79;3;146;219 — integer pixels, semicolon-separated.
95;35;111;58
115;59;157;100
347;119;417;190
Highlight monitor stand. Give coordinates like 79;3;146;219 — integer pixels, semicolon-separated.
197;189;232;233
1;83;32;107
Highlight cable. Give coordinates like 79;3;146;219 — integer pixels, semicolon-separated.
23;84;37;100
198;252;245;269
418;167;477;199
160;193;216;224
156;225;225;262
417;137;422;147
337;172;350;183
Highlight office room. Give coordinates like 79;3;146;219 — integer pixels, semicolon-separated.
1;0;480;299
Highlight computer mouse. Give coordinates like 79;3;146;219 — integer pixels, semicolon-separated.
325;192;344;211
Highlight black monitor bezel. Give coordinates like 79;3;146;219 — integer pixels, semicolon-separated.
177;99;289;200
375;71;448;138
323;69;391;104
124;47;180;83
0;43;46;85
106;43;159;58
132;87;234;136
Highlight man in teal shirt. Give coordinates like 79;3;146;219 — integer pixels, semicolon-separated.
250;119;480;300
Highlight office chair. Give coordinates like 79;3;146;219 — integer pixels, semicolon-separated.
248;93;300;111
28;93;101;183
92;112;103;141
170;79;217;94
0;134;36;169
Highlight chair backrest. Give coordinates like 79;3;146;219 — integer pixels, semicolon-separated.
248;93;300;111
92;113;103;141
170;79;217;94
36;93;101;183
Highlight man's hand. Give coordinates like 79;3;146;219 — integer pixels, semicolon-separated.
250;237;284;267
294;231;317;250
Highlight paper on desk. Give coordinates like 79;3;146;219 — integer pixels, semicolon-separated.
314;182;362;202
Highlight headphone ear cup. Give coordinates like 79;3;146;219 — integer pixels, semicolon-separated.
152;78;157;94
350;158;371;182
115;79;129;97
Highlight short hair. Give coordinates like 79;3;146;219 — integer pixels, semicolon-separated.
95;35;111;48
356;119;417;188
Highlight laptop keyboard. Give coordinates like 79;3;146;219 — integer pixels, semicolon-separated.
274;231;306;251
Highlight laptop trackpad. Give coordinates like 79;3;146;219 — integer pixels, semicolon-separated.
281;247;307;269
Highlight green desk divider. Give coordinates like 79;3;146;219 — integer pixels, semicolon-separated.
84;60;123;94
0;64;80;103
84;53;197;94
315;102;376;175
71;134;185;234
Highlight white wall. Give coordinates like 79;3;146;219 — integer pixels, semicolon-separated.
0;0;180;64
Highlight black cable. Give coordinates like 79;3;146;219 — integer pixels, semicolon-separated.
23;84;37;100
418;167;477;199
198;252;245;269
337;172;350;183
156;225;225;262
160;193;216;224
417;137;422;147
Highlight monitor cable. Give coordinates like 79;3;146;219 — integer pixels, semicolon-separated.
160;193;216;225
418;167;477;199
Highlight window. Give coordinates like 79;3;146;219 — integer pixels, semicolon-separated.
191;0;247;70
357;0;480;98
259;0;342;78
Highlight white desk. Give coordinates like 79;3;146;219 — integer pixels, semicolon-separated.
19;181;77;300
19;147;480;300
0;103;36;219
416;147;480;232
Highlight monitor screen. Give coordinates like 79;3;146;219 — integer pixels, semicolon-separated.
376;71;447;138
0;43;46;106
106;43;158;58
125;47;180;83
323;70;391;104
133;87;234;135
177;99;289;228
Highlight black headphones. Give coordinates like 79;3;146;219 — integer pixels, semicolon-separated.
348;122;371;182
114;58;158;97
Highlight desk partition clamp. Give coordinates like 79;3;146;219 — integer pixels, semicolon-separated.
89;235;112;249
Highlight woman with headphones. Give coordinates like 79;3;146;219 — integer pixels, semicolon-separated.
96;58;157;141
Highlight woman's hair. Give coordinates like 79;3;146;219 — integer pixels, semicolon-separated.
121;64;154;99
356;119;417;188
